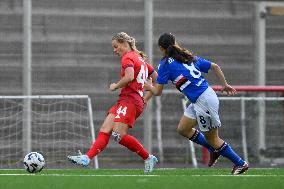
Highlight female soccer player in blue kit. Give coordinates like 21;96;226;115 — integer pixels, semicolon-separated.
145;33;248;174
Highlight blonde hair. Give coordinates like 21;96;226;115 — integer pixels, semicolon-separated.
112;32;147;59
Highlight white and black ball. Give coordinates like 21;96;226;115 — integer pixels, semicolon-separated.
23;152;45;173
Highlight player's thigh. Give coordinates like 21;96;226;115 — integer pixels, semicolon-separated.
179;103;198;130
177;115;198;133
99;113;115;133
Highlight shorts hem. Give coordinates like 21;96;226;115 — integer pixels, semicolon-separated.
184;112;196;120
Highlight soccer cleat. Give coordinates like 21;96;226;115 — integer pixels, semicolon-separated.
144;155;158;173
208;152;221;167
67;151;90;167
231;161;249;175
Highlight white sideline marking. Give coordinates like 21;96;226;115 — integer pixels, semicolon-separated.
0;174;283;177
0;174;159;177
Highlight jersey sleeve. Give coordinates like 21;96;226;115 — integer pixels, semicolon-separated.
156;60;170;84
146;63;154;76
121;57;134;70
195;56;212;73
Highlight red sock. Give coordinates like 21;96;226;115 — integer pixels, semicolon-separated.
86;132;110;159
119;134;150;160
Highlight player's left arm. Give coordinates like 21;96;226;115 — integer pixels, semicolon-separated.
210;63;236;95
143;70;158;104
110;67;134;91
144;78;164;96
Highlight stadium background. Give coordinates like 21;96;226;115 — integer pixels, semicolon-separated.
0;0;284;169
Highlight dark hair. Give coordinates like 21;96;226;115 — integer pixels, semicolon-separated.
112;32;147;59
158;33;195;64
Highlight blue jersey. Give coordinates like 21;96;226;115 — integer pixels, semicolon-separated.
156;56;212;103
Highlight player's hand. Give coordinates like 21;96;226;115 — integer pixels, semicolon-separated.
144;78;153;91
221;84;236;96
143;97;148;106
109;83;118;91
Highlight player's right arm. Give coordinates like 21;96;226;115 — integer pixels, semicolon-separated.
144;78;164;96
144;59;169;96
144;70;158;102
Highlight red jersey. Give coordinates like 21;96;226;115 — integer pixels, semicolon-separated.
119;51;154;108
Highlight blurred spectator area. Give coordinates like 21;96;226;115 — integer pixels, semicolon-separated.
0;0;283;95
0;0;284;163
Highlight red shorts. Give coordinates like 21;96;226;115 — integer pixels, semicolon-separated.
108;100;143;128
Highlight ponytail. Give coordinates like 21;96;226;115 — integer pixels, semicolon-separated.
158;33;195;64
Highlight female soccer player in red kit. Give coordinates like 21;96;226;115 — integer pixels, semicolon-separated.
68;32;158;173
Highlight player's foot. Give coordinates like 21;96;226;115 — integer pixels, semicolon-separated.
231;161;249;175
144;155;158;173
67;151;90;167
208;152;221;167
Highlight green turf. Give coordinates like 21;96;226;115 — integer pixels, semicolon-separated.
0;168;283;189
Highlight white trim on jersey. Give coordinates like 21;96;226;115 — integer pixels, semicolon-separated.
180;81;191;91
173;74;184;84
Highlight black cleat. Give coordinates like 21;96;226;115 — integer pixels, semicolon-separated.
231;162;249;175
208;152;221;167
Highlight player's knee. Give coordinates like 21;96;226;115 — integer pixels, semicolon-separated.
112;131;122;142
177;125;191;138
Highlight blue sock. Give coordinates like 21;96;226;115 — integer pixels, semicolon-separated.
217;142;245;166
189;130;215;153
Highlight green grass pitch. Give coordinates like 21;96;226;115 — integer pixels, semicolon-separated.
0;168;283;189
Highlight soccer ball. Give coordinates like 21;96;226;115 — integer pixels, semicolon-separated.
23;152;45;173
